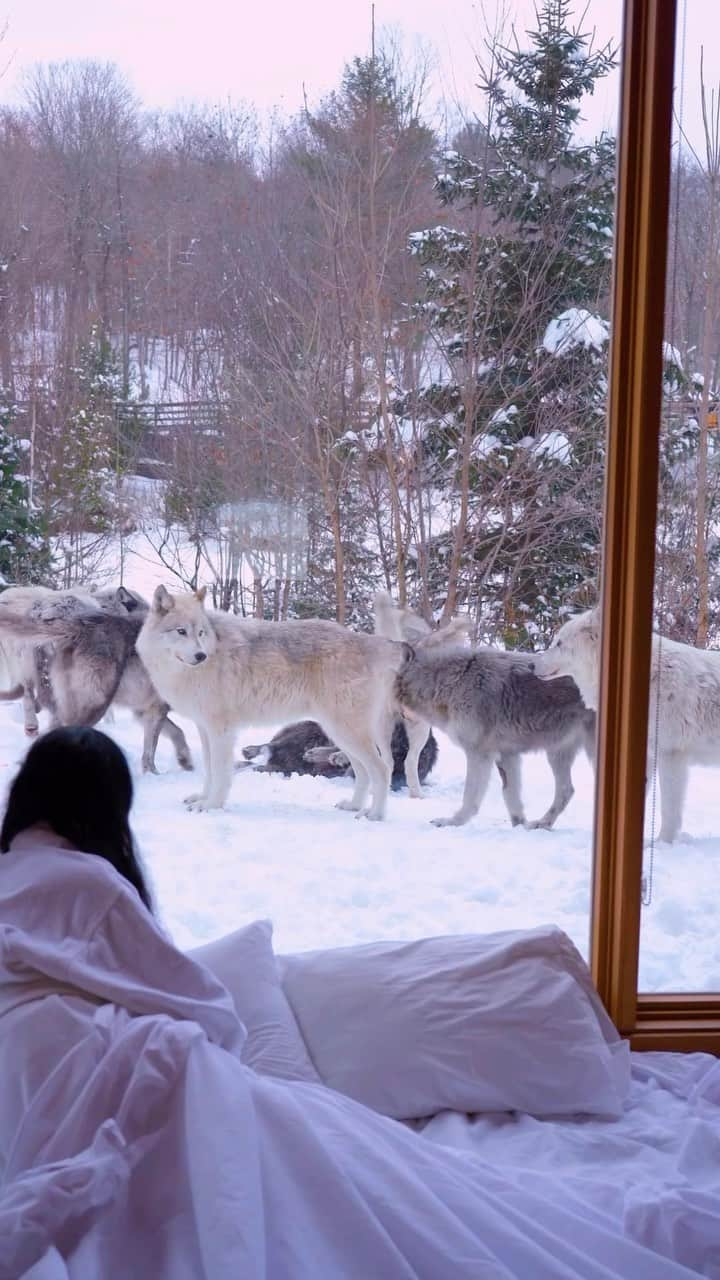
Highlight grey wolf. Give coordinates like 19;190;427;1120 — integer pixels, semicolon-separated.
136;586;408;816
0;584;104;735
535;607;720;842
396;645;595;828
0;596;192;773
241;718;438;789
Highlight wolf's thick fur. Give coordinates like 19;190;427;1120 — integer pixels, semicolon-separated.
136;586;408;816
537;607;720;842
0;585;103;734
372;590;468;797
0;599;192;773
396;646;595;828
242;718;438;789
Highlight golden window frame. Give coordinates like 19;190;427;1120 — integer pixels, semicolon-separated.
591;0;720;1053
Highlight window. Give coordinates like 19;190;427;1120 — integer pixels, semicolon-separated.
591;0;720;1052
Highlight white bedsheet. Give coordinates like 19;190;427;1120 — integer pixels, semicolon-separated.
417;1051;720;1277
0;833;712;1280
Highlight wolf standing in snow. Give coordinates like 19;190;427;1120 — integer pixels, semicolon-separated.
136;586;407;817
535;607;720;842
396;645;594;829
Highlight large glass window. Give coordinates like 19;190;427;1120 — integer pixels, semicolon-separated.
640;2;720;993
0;2;638;966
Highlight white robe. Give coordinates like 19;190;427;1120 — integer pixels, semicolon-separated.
0;831;699;1280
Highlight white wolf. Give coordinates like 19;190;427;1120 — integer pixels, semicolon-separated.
536;607;720;842
136;586;408;817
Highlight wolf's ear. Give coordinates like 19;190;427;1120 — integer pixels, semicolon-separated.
195;585;208;604
588;606;601;642
153;585;174;615
116;585;136;611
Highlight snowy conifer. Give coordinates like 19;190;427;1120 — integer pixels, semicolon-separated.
409;0;616;643
0;400;51;584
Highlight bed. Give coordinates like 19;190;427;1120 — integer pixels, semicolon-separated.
191;920;720;1278
0;844;717;1280
418;1051;720;1275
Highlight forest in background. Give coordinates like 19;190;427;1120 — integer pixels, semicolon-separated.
1;0;718;646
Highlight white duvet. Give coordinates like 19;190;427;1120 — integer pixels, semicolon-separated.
0;832;703;1279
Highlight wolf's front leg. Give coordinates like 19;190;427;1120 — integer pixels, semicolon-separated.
432;752;493;827
184;725;212;807
336;756;370;812
188;728;236;810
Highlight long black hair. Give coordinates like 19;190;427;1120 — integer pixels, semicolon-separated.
0;727;154;912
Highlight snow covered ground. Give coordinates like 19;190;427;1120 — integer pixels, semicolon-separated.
1;521;718;994
0;693;718;993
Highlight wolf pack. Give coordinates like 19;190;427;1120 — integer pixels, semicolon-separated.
0;580;719;843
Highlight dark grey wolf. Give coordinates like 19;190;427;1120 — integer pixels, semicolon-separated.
136;586;409;816
396;646;595;828
241;719;438;790
0;597;192;773
536;606;720;842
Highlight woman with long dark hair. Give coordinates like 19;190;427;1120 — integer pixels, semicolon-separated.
0;726;153;910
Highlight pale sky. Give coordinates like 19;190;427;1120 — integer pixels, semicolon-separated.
0;0;623;131
0;0;714;154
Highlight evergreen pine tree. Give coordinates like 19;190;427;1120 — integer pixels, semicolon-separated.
51;327;124;538
409;0;616;644
0;400;51;584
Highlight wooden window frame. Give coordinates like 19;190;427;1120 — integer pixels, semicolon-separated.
591;0;720;1053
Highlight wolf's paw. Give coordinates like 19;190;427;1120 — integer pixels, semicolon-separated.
185;796;224;812
142;762;160;775
178;755;194;772
407;790;424;800
525;818;552;831
336;798;363;812
431;815;463;828
355;808;385;822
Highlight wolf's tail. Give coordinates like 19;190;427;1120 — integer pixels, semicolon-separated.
0;610;70;643
373;590;404;641
416;617;472;653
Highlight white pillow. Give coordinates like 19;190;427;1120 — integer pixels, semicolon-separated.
277;925;630;1120
187;920;320;1084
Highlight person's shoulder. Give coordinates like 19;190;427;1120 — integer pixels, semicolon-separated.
1;830;125;936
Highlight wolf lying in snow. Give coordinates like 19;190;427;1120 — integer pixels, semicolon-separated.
241;718;438;790
396;644;595;829
0;591;192;773
136;586;409;816
535;607;720;843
